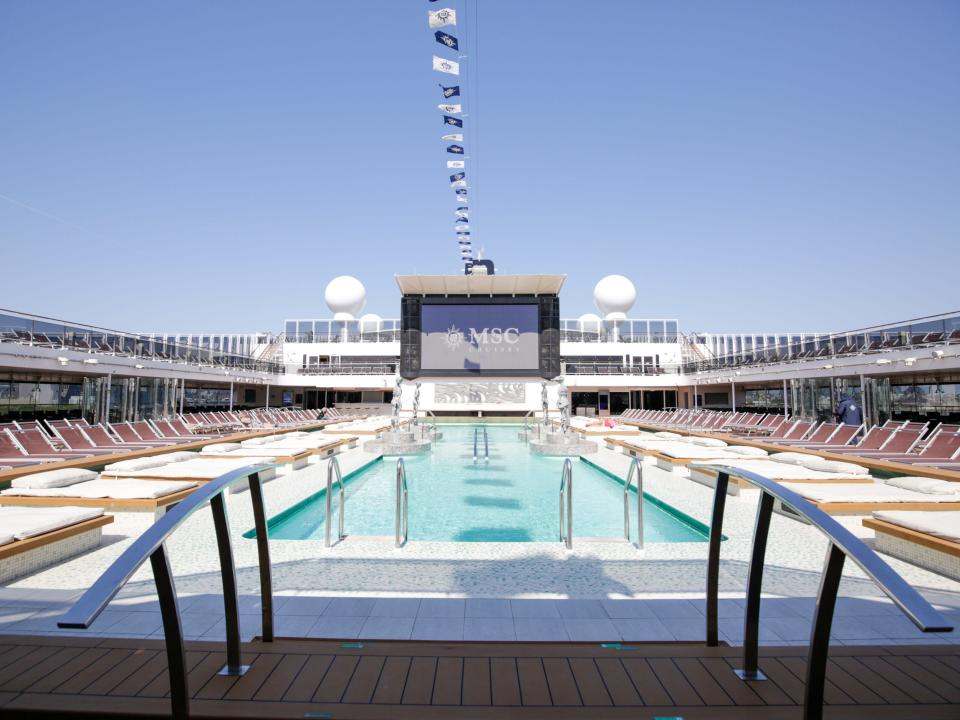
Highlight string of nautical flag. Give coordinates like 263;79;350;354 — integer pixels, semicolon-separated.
429;1;474;264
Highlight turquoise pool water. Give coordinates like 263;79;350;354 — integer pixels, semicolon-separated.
263;424;709;543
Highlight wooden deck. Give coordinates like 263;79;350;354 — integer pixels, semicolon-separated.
1;635;958;718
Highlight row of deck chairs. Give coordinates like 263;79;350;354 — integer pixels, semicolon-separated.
618;409;960;470
0;408;329;470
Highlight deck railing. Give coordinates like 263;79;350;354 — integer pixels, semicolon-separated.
58;464;276;720
691;462;954;720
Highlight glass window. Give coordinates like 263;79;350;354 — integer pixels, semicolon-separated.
649;321;665;341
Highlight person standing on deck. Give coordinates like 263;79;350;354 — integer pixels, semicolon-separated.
835;393;863;444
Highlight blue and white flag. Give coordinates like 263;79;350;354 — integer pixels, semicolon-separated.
455;225;470;232
447;160;465;168
432;56;459;76
456;205;469;211
443;115;463;128
435;31;459;51
447;144;465;154
428;8;456;29
442;133;463;142
450;180;467;188
438;103;462;114
449;172;466;182
440;84;460;98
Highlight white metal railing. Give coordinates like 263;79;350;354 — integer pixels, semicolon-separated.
623;457;645;550
558;458;573;550
395;458;409;547
325;456;345;547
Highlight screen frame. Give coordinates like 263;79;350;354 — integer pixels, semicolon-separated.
402;295;558;379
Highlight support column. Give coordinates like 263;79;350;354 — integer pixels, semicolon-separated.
229;382;234;411
179;378;185;416
731;382;736;412
265;383;270;409
783;379;789;416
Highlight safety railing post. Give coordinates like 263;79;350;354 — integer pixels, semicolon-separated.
247;471;273;642
210;494;247;676
559;458;573;550
150;544;189;720
804;543;846;720
622;457;644;549
735;491;774;680
705;471;729;647
325;456;345;548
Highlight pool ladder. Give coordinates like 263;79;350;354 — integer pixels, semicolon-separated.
623;457;645;550
473;426;489;463
559;458;572;550
395;458;409;548
325;455;345;548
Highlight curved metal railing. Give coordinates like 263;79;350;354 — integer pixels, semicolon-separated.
558;458;573;549
58;463;276;720
324;455;345;547
395;458;409;548
622;457;644;550
689;462;954;720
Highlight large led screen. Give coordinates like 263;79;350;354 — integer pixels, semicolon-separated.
420;303;540;372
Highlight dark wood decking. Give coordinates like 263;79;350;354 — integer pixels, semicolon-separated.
1;635;958;718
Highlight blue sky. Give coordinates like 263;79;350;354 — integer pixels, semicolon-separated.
1;1;957;333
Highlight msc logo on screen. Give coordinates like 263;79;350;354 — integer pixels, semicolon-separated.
444;325;521;351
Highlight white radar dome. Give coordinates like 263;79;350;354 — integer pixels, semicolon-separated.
577;313;603;332
594;274;636;321
359;313;383;333
324;276;366;321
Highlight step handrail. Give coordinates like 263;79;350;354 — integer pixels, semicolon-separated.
473;426;479;462
689;461;953;720
395;458;409;547
483;426;489;462
325;455;345;547
58;463;276;720
558;458;573;549
623;456;644;549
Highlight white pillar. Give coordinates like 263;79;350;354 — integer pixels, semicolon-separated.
229;382;234;411
265;383;270;409
179;378;185;415
731;382;736;412
783;379;789;416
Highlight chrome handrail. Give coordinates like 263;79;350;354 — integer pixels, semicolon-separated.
473;426;479;462
483;426;489;462
395;458;409;547
325;455;345;547
58;463;276;720
622;457;644;549
689;462;953;720
558;458;573;549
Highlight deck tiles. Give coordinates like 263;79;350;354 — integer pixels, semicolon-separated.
0;635;957;718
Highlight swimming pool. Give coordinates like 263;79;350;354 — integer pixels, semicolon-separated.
260;424;709;543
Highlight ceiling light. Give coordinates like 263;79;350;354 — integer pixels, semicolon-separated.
83;358;98;365
135;364;144;369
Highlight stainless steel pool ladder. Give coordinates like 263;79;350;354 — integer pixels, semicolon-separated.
395;458;409;548
623;456;644;550
558;458;573;550
473;426;489;463
325;455;345;548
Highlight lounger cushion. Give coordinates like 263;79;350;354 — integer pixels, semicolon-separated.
11;468;98;490
882;476;959;495
769;452;816;465
0;506;104;539
201;443;242;453
279;431;309;438
653;431;682;439
726;446;768;457
781;482;960;504
104;457;174;472
1;479;196;500
872;510;960;543
164;451;199;462
0;533;14;546
239;437;272;447
689;437;728;448
795;457;869;475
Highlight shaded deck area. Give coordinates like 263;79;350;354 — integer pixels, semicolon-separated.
1;634;958;718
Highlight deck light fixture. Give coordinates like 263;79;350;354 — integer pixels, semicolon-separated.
83;358;98;364
876;358;892;365
135;364;144;369
56;356;69;365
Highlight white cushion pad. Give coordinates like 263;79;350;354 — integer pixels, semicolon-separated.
781;482;960;504
0;506;104;539
727;446;769;457
1;480;196;499
201;443;242;453
872;510;960;543
11;468;98;490
882;476;959;495
696;459;870;482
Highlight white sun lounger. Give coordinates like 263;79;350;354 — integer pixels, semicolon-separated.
106;457;278;483
0;479;197;513
0;506;114;583
779;482;960;514
863;510;960;580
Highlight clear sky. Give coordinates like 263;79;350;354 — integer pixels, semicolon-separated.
1;1;957;333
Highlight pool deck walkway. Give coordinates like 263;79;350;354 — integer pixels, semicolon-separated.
2;634;959;718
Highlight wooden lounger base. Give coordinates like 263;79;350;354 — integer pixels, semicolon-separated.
863;517;960;581
0;514;114;583
0;487;196;513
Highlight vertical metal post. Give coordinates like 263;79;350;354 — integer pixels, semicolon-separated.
804;543;846;720
731;382;736;413
179;378;185;415
706;471;729;646
736;492;774;680
210;494;247;676
150;544;189;720
623;457;644;549
265;383;270;409
229;381;234;412
783;379;789;416
559;459;573;550
248;472;273;642
395;458;408;548
104;372;113;423
325;456;344;548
